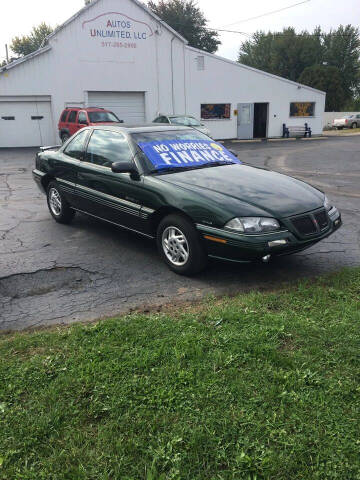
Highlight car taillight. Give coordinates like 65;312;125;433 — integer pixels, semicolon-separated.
345;119;348;124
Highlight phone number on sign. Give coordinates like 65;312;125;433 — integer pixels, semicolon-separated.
101;41;137;48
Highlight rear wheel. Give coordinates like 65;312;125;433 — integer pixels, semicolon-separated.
47;181;75;224
156;214;207;275
61;132;70;144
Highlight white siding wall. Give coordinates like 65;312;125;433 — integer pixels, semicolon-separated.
0;0;325;145
0;0;185;143
185;48;326;139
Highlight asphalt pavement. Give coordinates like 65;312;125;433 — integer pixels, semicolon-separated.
1;136;359;330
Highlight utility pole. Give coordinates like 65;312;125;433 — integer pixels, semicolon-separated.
5;44;9;64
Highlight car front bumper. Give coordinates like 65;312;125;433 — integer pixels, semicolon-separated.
32;169;47;194
196;208;342;263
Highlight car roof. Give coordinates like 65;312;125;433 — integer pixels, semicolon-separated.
63;107;109;111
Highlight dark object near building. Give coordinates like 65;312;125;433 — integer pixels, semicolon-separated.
282;122;312;138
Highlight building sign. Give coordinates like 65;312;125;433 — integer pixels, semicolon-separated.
201;104;231;120
138;140;241;171
82;12;153;49
290;102;315;117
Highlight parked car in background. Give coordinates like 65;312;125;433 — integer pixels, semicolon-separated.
58;107;122;143
153;114;212;137
332;114;360;130
33;125;341;275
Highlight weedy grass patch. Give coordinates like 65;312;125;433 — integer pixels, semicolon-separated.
0;268;359;479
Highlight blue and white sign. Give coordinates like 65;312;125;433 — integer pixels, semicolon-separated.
138;140;241;171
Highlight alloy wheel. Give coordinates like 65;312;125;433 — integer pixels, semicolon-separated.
162;226;189;266
49;188;62;216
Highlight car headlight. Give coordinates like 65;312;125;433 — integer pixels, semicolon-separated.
224;217;280;233
324;195;332;212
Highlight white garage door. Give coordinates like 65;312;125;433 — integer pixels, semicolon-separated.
0;97;54;148
88;91;145;124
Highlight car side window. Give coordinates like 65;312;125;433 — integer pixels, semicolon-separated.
60;110;69;122
78;111;88;124
154;116;168;123
357;115;360;119
64;129;88;160
68;110;77;123
84;130;133;168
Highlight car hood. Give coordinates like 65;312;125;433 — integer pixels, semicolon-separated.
159;164;324;218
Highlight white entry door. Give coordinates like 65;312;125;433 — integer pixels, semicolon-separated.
0;98;54;147
237;103;254;140
88;91;145;124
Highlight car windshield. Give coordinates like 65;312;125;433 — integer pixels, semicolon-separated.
131;130;240;174
169;116;201;127
88;111;120;123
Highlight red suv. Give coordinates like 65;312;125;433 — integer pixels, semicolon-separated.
58;107;122;143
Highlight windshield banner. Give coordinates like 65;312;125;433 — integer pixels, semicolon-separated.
138;140;241;170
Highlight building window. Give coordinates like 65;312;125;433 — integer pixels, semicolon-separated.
290;102;315;117
201;103;231;120
1;116;15;120
196;56;205;71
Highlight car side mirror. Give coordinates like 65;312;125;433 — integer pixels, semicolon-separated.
111;161;140;179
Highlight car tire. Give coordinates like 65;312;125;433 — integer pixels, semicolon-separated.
351;123;357;129
47;181;75;224
61;133;70;144
156;214;208;275
336;127;343;130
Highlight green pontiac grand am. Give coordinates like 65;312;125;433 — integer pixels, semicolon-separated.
33;125;342;275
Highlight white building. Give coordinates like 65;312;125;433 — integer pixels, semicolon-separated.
0;0;326;147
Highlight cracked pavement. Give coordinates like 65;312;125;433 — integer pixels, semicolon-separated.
0;137;359;331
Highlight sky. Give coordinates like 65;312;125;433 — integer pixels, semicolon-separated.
0;0;358;63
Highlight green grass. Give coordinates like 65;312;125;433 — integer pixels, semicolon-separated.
1;268;359;480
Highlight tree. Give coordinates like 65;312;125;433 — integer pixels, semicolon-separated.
238;25;360;109
10;22;53;57
322;25;360;101
299;65;345;111
148;0;220;53
238;27;324;82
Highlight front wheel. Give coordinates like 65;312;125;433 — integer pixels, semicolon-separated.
156;214;207;275
351;123;357;129
47;181;75;224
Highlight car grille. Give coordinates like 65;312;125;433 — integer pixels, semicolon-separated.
291;215;317;235
314;210;329;230
291;209;329;236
